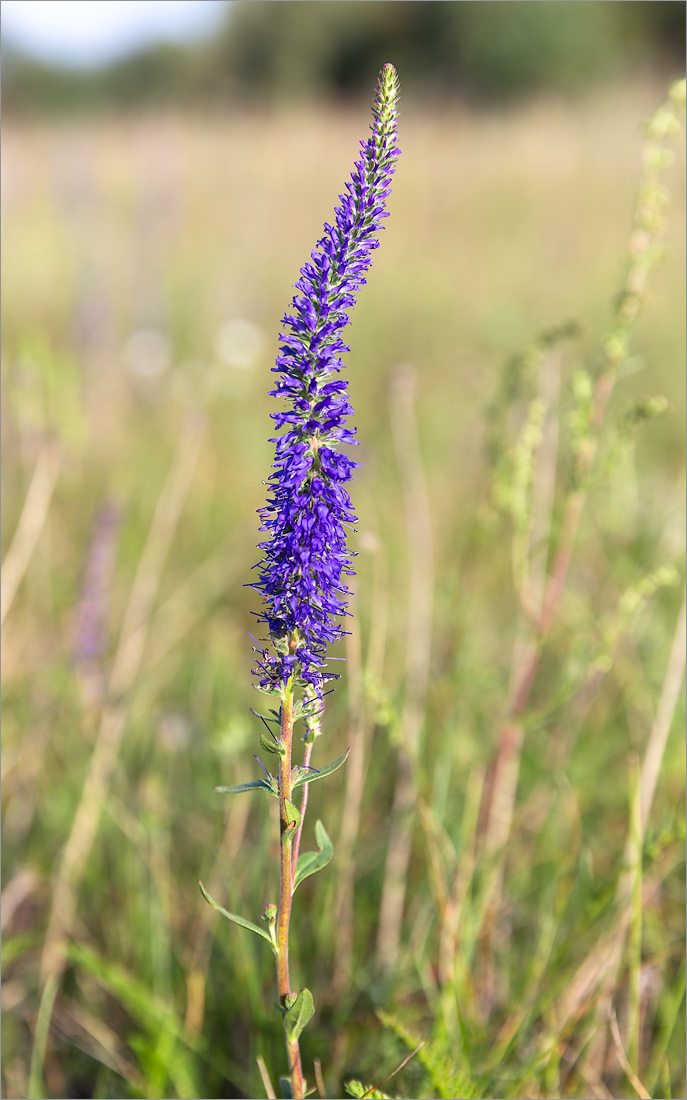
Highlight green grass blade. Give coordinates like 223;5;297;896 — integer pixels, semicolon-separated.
28;975;60;1100
645;957;686;1096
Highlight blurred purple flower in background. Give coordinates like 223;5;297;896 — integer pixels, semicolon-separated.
72;502;120;704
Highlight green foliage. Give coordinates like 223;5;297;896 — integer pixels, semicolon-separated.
293;820;334;892
283;798;302;831
281;988;315;1044
2;1;685;114
214;776;279;796
292;749;350;789
344;1081;393;1100
377;1011;480;1100
198;881;277;953
221;1;686;101
260;730;286;756
63;942;211;1099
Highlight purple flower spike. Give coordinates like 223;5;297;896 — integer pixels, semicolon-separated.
252;64;400;696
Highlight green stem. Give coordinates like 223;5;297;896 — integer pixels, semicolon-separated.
276;677;305;1100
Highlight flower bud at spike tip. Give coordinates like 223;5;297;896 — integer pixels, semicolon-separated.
251;64;400;700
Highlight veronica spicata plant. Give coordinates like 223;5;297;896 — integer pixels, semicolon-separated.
200;64;400;1100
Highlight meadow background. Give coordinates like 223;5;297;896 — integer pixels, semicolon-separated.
2;4;685;1098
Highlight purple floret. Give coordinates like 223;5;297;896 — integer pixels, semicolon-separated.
252;65;400;695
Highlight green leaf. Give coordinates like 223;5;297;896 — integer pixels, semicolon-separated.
292;749;349;789
283;987;315;1043
377;1009;479;1099
344;1082;392;1099
293;820;334;892
284;798;301;828
63;942;219;1093
198;881;276;954
279;1076;293;1099
214;777;277;796
260;731;285;756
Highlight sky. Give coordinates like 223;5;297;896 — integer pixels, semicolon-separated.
1;0;230;67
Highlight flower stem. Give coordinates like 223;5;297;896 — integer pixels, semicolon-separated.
276;677;305;1099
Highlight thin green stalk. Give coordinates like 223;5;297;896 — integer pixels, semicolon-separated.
28;974;59;1099
276;677;305;1100
479;77;686;864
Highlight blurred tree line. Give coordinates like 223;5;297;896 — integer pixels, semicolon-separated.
3;0;686;114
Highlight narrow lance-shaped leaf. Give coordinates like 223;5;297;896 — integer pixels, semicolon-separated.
292;748;349;790
198;881;276;954
293;820;334;892
214;776;278;796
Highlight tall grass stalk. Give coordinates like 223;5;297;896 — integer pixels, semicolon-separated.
477;77;687;1007
376;365;434;973
31;417;204;1096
